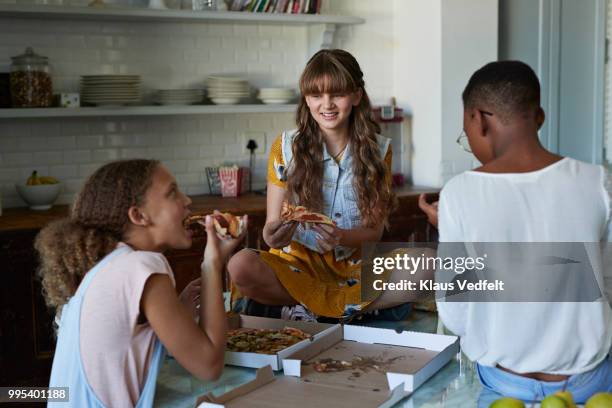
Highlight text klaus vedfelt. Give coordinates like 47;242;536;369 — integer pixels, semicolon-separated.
371;253;505;292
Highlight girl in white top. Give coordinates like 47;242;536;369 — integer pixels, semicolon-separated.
419;61;611;403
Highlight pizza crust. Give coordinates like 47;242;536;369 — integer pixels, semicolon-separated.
184;211;245;238
281;202;335;228
212;211;244;238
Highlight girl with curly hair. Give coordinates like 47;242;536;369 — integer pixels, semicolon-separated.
37;160;246;407
228;49;426;320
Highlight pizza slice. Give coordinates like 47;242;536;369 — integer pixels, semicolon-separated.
184;211;245;238
212;211;245;238
184;214;207;226
281;202;335;228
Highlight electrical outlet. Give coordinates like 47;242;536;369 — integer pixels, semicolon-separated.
242;132;266;154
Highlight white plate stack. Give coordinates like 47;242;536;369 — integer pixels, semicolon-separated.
80;75;141;106
155;89;204;105
206;76;250;105
257;88;295;104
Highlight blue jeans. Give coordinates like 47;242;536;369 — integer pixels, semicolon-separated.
476;355;612;406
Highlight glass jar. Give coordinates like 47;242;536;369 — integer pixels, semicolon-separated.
0;72;10;108
10;47;53;108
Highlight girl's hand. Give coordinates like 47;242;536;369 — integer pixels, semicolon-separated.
312;224;343;253
263;219;298;249
179;277;201;317
201;215;248;270
418;193;439;228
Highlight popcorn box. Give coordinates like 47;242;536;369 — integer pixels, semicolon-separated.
219;166;250;197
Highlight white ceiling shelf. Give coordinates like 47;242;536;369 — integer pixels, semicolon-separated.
0;104;298;119
0;4;364;25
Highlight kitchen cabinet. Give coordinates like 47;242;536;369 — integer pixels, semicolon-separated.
0;188;437;387
383;191;438;243
0;229;55;388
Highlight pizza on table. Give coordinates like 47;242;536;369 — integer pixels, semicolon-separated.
226;327;312;354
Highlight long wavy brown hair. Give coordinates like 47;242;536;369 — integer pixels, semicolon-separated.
289;49;396;227
34;159;159;314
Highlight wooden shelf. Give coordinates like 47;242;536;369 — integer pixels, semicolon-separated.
0;104;297;118
0;4;364;25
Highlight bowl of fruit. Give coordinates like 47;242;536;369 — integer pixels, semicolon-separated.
15;171;62;210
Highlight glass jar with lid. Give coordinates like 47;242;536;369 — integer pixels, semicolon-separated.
10;47;53;108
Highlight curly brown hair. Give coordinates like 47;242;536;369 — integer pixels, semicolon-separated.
34;159;159;314
289;49;396;227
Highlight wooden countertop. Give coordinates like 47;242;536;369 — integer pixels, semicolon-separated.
0;186;438;232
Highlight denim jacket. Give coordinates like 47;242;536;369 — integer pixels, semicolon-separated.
280;129;390;261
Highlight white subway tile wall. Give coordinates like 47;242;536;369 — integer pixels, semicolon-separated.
323;0;396;104
0;112;296;208
0;9;304;208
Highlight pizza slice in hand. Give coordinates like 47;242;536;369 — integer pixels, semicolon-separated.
184;210;245;238
211;211;245;238
281;202;335;229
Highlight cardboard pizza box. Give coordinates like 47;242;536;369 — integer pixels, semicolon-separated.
282;324;459;392
198;324;458;407
195;366;409;408
224;314;335;371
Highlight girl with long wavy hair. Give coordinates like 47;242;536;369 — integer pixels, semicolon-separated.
36;159;246;407
228;49;414;320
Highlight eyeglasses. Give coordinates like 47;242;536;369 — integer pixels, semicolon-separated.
456;131;471;153
456;110;493;154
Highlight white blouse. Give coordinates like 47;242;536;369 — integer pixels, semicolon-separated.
436;157;612;375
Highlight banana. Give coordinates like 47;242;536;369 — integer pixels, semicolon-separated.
39;176;59;185
26;170;41;186
25;171;58;185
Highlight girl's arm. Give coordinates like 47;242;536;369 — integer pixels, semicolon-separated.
262;182;298;249
418;193;439;228
140;216;245;381
312;222;384;252
339;224;385;247
265;181;285;224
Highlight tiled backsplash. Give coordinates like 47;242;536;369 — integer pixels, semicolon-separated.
0;11;311;208
0;113;295;208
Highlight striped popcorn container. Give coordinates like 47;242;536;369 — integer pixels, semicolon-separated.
219;166;250;197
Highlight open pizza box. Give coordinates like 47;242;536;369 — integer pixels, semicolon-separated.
198;324;458;407
224;314;335;371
